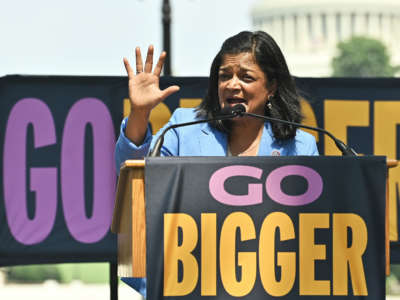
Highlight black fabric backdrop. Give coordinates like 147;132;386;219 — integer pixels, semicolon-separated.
0;75;398;266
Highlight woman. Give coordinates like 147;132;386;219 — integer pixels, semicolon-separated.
115;31;318;170
116;31;318;296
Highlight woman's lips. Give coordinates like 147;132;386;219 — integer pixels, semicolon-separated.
227;98;246;104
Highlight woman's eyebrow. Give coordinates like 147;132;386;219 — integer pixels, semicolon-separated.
240;66;256;72
219;66;231;71
219;65;255;72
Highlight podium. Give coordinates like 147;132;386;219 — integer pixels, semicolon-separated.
111;156;397;299
111;160;146;278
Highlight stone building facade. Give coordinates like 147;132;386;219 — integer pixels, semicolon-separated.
251;0;400;76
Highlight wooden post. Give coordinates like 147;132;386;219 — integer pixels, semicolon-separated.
386;158;398;275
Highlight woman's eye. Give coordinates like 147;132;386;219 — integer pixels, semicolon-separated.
243;75;254;81
219;73;230;80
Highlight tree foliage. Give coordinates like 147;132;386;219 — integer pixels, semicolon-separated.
5;264;62;283
332;36;397;77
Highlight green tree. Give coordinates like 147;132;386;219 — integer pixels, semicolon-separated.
332;36;397;77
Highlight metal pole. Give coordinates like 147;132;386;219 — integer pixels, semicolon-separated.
110;262;118;300
162;0;172;75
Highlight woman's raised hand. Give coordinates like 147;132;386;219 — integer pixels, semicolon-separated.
123;46;179;145
123;45;180;116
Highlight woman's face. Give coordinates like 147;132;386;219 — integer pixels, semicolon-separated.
218;52;274;117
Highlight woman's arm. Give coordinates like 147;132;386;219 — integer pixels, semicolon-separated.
115;46;180;170
123;45;180;145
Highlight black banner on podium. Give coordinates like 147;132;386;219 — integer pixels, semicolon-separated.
145;156;386;300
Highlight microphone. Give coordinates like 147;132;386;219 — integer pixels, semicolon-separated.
219;104;246;116
232;104;357;156
148;106;242;157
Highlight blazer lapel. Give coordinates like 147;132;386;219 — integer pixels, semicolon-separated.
258;122;274;156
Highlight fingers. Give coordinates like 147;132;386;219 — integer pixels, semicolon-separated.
135;47;143;74
130;45;165;76
154;51;166;77
123;57;134;78
144;45;154;73
161;85;180;101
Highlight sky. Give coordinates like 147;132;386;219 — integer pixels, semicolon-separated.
0;0;259;77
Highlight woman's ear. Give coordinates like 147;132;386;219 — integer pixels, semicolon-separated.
269;79;277;95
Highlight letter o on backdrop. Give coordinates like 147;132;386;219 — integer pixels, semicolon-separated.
266;165;323;206
61;98;116;243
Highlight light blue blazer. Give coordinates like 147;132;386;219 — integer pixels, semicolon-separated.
115;108;319;170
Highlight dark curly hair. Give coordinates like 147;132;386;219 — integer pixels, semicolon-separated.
197;30;302;140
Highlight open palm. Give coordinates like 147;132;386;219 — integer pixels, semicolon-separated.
123;45;179;113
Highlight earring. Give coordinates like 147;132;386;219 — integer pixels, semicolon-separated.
266;94;273;110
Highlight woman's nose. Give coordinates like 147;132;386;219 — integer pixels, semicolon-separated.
227;76;240;89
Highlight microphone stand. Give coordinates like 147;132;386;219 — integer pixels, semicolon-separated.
148;103;357;157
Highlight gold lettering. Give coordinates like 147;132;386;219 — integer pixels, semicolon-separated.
333;213;368;296
163;213;198;296
149;103;172;134
324;100;369;155
299;213;330;295
259;212;296;296
220;212;256;297
122;99;171;134
180;98;202;108
201;213;217;295
301;98;319;142
374;101;400;241
123;98;130;118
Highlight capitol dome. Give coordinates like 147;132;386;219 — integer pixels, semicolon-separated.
251;0;400;76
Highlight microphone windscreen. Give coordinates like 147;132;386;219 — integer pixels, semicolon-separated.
219;104;246;116
232;104;246;114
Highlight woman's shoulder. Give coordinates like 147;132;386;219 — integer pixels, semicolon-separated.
294;129;319;155
295;129;316;143
170;107;202;123
265;121;316;144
